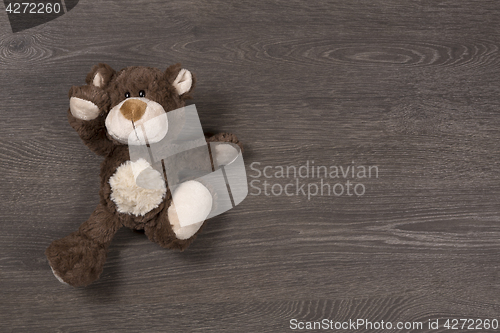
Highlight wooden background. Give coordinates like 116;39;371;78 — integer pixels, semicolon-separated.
1;1;499;332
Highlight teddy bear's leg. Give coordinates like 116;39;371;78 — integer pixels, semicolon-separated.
144;134;243;250
144;204;205;251
144;180;214;251
45;204;122;287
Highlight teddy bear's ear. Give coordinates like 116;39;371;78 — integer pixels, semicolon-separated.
173;68;193;95
85;63;115;88
165;63;194;96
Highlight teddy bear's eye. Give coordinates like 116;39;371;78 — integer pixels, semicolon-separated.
139;90;145;98
125;92;130;98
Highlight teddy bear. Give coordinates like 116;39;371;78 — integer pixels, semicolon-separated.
45;63;243;287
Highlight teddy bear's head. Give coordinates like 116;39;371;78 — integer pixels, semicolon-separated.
84;63;194;146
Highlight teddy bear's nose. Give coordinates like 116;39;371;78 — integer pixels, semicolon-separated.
120;99;147;122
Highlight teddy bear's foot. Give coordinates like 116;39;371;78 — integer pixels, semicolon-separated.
171;180;212;228
50;266;68;285
45;232;108;287
145;180;212;251
206;133;243;153
206;133;242;171
145;212;205;251
213;143;239;167
167;203;204;240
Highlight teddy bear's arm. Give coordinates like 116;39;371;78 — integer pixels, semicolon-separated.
67;84;115;156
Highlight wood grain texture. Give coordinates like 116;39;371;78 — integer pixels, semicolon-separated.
0;0;499;332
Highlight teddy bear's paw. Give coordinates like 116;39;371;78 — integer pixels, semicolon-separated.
45;233;107;287
168;203;204;240
70;97;100;120
68;85;110;121
207;133;243;152
50;265;68;285
214;143;239;167
167;180;212;240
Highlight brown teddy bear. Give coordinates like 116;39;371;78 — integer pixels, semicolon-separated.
45;63;243;287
